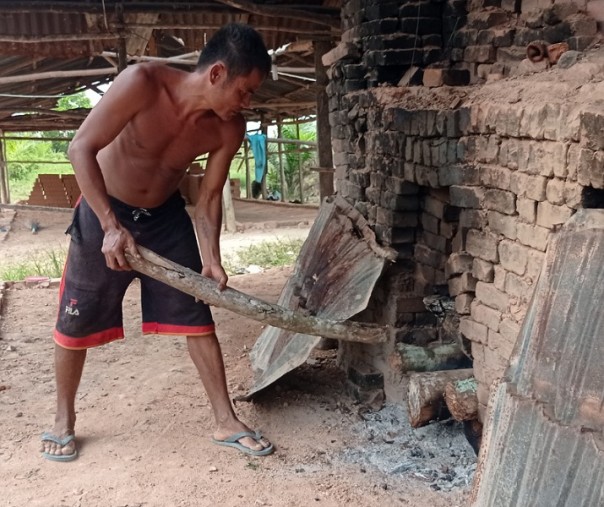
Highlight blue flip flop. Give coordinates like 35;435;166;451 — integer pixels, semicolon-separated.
41;432;78;462
212;430;274;456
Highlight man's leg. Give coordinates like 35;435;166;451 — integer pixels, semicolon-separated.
187;334;271;453
40;344;86;457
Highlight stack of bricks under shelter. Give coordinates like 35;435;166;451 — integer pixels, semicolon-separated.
323;0;604;429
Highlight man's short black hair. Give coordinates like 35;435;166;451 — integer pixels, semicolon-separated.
197;23;271;79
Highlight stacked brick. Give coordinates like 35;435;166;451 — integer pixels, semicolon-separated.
27;174;80;208
451;0;598;82
330;0;603;410
331;82;604;413
337;0;459;88
334;0;598;93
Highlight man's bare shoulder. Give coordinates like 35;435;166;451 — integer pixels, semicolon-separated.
225;113;246;137
116;63;187;92
213;113;246;152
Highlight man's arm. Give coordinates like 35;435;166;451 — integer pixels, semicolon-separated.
67;65;154;270
194;116;245;290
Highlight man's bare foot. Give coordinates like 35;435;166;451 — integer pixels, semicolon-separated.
40;429;78;462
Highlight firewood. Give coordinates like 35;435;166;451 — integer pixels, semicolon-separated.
444;377;479;421
407;368;474;428
125;245;388;344
397;342;472;372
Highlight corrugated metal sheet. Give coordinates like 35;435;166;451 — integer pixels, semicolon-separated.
242;195;396;399
472;209;604;507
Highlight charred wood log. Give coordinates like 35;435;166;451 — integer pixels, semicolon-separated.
397;342;472;372
444;377;479;421
407;368;474;428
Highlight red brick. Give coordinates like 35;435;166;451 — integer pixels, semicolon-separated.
488;329;516;361
488;211;517;240
476;281;509;312
460;317;488;344
498;239;531;276
516;223;550;251
449;272;478;296
445;252;474;278
456;293;474;315
516;197;537;224
472;258;494;282
536;201;574;229
471;301;502;331
467;230;499;262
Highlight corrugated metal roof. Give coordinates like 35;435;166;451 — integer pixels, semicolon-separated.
0;0;341;130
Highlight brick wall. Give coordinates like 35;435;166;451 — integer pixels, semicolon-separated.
330;0;604;417
332;0;599;88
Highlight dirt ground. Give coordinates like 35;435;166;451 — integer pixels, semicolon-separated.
0;204;472;507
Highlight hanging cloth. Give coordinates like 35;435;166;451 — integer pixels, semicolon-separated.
246;133;267;183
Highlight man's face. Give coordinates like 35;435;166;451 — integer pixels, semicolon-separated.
216;67;265;120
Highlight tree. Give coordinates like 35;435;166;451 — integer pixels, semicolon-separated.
41;92;92;154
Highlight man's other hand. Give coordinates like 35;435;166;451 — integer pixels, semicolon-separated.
202;263;228;291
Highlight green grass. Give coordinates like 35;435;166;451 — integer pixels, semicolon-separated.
0;248;67;281
223;237;304;275
0;239;302;281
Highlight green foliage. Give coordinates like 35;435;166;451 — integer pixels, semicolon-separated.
266;122;318;202
6;92;92;202
5;91;91;202
43;92;92;154
5;136;66;180
56;92;92;111
5;134;72;203
5;134;73;202
0;247;67;281
222;237;304;275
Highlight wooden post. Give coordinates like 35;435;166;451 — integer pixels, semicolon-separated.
407;369;474;428
297;122;304;203
244;138;251;199
277;119;287;202
314;40;334;200
116;3;127;73
260;120;268;200
222;175;236;233
0;133;8;204
124;245;389;344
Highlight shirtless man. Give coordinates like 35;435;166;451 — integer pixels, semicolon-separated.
40;23;273;461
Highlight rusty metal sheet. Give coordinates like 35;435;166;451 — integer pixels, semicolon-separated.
243;195;395;399
472;209;604;507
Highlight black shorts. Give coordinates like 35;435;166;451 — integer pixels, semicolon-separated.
54;193;215;349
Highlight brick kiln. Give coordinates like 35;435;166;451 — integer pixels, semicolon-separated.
322;0;604;426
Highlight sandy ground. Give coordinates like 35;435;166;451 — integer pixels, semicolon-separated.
0;206;472;507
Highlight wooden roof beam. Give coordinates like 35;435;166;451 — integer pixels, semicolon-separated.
212;0;339;29
0;34;120;43
2;2;339;16
0;67;117;86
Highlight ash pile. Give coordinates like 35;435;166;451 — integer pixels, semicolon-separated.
339;404;476;492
